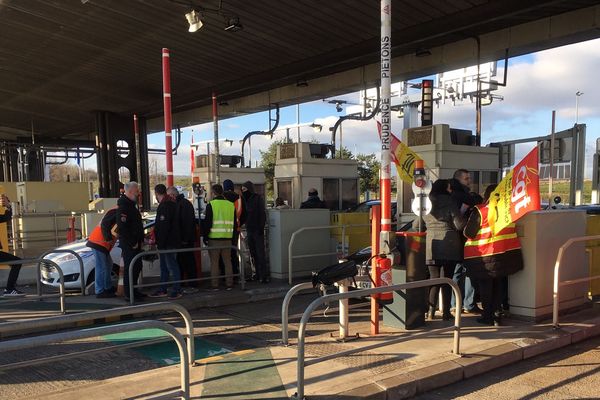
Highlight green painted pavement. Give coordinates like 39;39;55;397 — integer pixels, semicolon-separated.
200;348;288;399
102;328;232;366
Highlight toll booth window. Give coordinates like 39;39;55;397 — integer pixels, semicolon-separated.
277;181;292;207
323;178;340;211
481;171;498;192
470;171;480;195
341;179;358;210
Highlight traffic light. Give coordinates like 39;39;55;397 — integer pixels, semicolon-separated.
421;79;433;126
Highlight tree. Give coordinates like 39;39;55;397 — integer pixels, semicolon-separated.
356;153;380;195
335;147;354;160
259;140;283;200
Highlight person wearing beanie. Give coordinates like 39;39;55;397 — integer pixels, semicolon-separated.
300;188;327;209
241;181;268;283
219;179;246;281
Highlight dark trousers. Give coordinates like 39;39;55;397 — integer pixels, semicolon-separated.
1;251;22;291
122;246;143;296
177;243;197;286
247;230;267;280
479;277;503;320
219;231;240;276
428;263;454;313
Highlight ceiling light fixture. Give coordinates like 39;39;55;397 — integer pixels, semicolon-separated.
415;48;432;57
224;16;243;32
185;10;203;33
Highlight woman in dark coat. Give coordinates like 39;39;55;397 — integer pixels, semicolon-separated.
424;179;466;320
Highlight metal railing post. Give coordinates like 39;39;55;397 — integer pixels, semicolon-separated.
553;234;600;328
0;320;190;399
39;249;86;296
293;277;461;399
281;282;314;346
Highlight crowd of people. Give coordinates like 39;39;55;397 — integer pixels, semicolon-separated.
424;169;523;326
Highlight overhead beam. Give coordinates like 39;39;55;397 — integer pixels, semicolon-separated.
147;4;600;133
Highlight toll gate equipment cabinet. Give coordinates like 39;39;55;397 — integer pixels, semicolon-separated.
274;142;359;210
398;124;499;214
192;153;266;199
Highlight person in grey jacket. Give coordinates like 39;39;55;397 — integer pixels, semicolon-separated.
424;179;466;320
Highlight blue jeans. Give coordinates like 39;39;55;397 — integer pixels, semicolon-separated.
92;249;112;294
451;263;476;310
159;253;181;294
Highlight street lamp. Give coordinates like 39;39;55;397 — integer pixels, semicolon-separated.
575;91;584;123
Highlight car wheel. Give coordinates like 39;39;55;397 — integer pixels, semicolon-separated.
86;269;95;287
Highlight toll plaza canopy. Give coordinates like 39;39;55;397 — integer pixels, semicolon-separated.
1;0;600;141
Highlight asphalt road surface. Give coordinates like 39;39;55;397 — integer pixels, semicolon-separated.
415;335;600;400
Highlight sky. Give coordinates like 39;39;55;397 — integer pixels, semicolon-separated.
135;38;600;178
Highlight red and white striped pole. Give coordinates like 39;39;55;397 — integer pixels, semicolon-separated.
212;91;221;184
133;113;143;209
162;48;174;187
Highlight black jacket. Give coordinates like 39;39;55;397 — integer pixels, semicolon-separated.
450;179;482;211
155;196;180;249
300;195;327;209
224;190;247;227
175;194;196;245
0;206;11;253
241;183;266;232
117;194;144;249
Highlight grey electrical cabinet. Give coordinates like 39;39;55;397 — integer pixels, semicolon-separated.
268;209;335;281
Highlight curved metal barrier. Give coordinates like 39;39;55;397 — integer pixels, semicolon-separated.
292;277;462;399
0;320;190;399
128;245;246;305
0;257;66;313
0;302;196;367
553;235;600;328
38;249;86;296
287;224;370;285
281;282;314;346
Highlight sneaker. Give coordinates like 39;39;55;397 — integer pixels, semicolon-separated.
168;291;183;299
466;305;483;314
3;289;25;297
226;286;233;291
148;290;168;298
96;291;116;299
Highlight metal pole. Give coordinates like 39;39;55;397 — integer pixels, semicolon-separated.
281;281;314;345
338;279;349;339
162;48;174;187
134;114;143;205
379;0;392;237
212;92;221;184
371;205;381;335
296;104;300;142
549;110;556;205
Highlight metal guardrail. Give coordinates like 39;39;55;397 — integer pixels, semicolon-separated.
0;257;67;313
37;249;86;296
0;320;190;399
292;277;462;399
553;235;600;328
0;302;196;367
281;282;314;346
288;224;370;285
10;212;86;249
128;245;246;305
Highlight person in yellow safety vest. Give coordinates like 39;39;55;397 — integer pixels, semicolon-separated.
221;179;246;282
86;207;118;298
463;184;524;326
202;184;237;290
0;194;25;297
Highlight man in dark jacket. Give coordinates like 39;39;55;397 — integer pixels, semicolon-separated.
449;169;482;314
167;186;197;291
241;181;268;283
220;179;247;279
0;194;24;296
150;184;182;299
117;181;145;301
300;188;327;209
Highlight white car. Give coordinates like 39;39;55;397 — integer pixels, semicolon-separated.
41;218;156;291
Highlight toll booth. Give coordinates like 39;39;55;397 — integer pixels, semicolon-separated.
398;124;499;215
193;154;266;199
274;142;359;209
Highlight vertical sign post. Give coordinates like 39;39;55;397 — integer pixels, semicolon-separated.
162;48;174;187
212;92;221;184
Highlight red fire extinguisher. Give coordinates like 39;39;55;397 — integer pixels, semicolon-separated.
66;215;76;243
374;254;393;305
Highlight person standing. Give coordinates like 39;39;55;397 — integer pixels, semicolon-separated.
275;197;290;209
86;207;118;298
424;179;466;321
300;188;327;209
222;179;246;280
202;184;236;290
464;184;524;326
0;194;24;296
241;181;268;283
150;184;182;299
449;169;483;314
117;181;146;301
167;186;198;292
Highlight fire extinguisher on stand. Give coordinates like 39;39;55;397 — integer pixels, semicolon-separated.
373;254;393;305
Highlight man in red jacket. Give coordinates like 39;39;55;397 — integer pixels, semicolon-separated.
86;207;118;298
